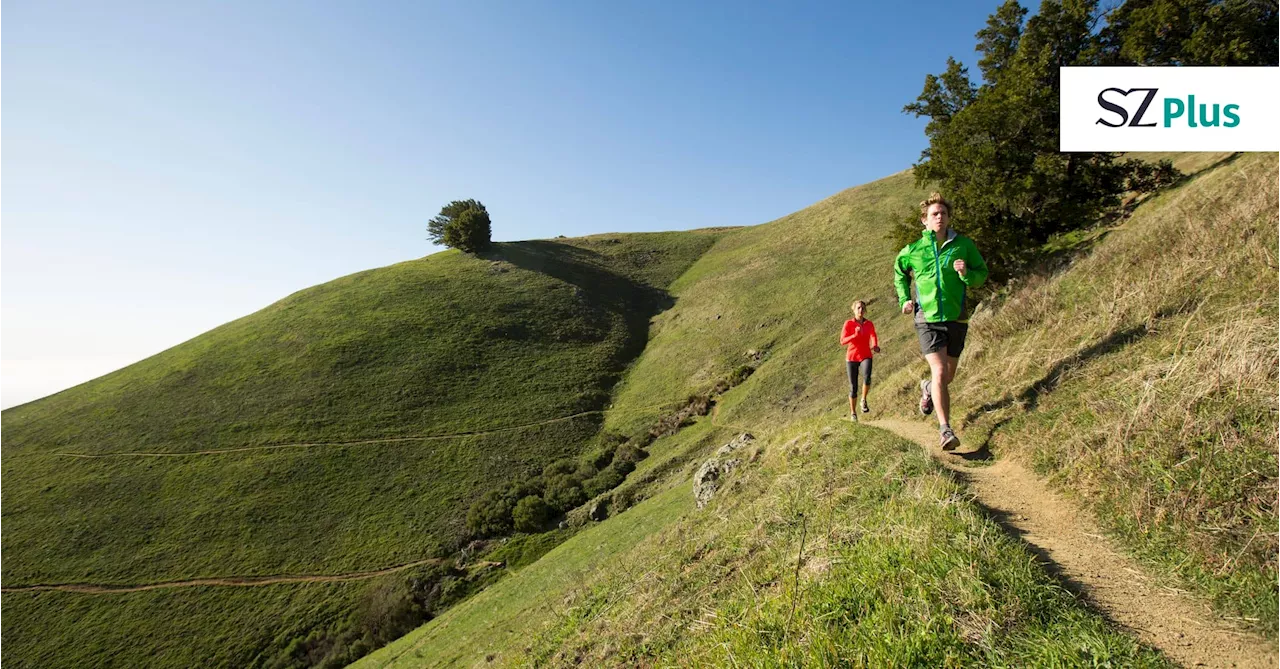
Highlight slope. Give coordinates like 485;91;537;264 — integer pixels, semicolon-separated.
882;151;1279;632
359;152;1275;666
0;230;722;667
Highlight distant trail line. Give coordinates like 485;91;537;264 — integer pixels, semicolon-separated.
871;417;1278;669
49;403;672;459
0;558;446;594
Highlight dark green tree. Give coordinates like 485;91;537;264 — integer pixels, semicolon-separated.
428;199;492;253
897;0;1185;282
1100;0;1278;66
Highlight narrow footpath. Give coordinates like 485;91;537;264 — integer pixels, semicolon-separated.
873;418;1277;669
0;558;444;594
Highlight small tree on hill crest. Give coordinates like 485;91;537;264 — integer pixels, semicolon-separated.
429;199;492;253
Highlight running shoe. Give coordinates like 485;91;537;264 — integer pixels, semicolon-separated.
861;399;870;413
919;379;933;416
940;426;960;452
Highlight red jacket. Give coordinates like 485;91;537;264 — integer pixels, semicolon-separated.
840;319;878;362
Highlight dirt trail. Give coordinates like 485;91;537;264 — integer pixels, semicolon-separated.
873;418;1277;669
48;403;672;459
0;558;444;595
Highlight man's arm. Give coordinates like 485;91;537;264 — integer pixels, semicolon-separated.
960;241;989;289
893;246;914;309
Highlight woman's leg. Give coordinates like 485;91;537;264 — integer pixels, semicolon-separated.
847;361;859;417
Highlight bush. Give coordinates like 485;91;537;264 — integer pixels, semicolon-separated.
543;475;588;512
512;495;550;533
466;491;513;538
613;443;648;465
587;446;615;470
611;459;636;477
543;459;577;478
728;365;755;386
428;199;492;253
574;461;600;480
504;477;543;503
583;466;626;497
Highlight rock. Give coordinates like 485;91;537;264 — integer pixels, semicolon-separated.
588;500;608;521
557;520;569;530
694;433;755;508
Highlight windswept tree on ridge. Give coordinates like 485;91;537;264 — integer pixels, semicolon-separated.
429;199;493;254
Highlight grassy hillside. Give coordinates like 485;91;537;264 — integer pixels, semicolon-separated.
882;151;1279;631
1;230;722;667
361;152;1274;666
362;421;1168;667
602;169;932;438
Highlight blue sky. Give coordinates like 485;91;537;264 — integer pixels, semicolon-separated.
2;0;1004;408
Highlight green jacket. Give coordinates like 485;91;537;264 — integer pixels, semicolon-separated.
894;229;989;323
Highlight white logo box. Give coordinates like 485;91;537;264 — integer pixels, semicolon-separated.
1060;67;1280;151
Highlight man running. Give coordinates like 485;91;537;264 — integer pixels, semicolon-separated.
893;192;989;451
840;300;880;420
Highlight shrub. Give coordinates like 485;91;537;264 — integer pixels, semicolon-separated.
613;443;648;465
504;477;543;503
466;491;513;537
543;475;588;512
587;446;615;470
583;466;626;497
728;364;755;386
611;459;636;477
543;459;577;478
512;495;550;533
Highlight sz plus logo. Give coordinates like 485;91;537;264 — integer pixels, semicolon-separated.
1060;67;1278;151
1095;88;1240;128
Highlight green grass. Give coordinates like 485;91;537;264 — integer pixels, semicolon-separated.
370;420;1168;667
356;469;699;668
1;230;722;667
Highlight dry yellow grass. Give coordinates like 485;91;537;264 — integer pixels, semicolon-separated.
904;152;1279;629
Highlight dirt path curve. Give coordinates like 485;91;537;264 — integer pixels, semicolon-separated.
0;558;444;595
873;418;1277;669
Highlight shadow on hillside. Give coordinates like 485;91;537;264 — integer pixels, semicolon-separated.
483;240;676;392
963;323;1148;426
1039;152;1243;273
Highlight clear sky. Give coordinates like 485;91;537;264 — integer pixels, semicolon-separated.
2;0;1004;409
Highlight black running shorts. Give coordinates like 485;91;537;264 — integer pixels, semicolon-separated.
916;321;969;358
846;358;872;396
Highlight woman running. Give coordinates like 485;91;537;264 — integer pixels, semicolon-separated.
840;300;879;420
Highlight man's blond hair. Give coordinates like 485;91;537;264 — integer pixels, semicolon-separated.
851;300;866;312
919;192;953;218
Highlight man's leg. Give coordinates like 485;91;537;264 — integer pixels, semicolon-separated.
937;355;960;426
925;351;950;427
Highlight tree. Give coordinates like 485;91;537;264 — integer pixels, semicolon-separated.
1100;0;1278;67
898;0;1186;282
428;199;492;253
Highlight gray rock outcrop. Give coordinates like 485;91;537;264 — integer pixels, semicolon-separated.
694;432;754;508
